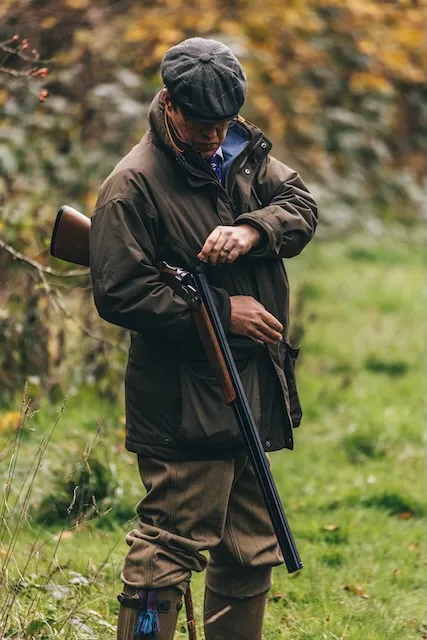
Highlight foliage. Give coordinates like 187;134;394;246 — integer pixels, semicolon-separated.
0;0;425;399
0;31;49;92
1;0;425;215
35;444;135;527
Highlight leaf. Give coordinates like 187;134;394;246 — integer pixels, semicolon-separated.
342;584;370;599
350;72;394;95
322;524;340;532
269;592;287;602
0;410;21;434
84;190;98;212
65;0;88;8
41;16;58;29
220;19;242;37
398;511;414;520
160;27;183;44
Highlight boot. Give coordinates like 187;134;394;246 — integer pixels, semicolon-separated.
204;587;268;640
117;585;183;640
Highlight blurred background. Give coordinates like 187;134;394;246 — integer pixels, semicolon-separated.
0;0;425;403
0;2;425;639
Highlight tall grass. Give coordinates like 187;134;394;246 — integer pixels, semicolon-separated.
0;231;425;639
0;392;136;639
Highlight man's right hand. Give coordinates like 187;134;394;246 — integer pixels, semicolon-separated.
229;295;283;344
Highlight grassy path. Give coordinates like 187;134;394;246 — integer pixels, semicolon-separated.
0;233;425;639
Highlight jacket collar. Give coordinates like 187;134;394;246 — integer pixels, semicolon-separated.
148;90;271;181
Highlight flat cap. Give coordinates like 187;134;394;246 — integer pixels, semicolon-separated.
161;37;247;123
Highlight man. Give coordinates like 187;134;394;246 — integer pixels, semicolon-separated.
90;37;317;640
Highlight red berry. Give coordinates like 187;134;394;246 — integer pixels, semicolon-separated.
38;89;49;102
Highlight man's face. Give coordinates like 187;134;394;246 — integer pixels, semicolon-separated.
164;93;232;159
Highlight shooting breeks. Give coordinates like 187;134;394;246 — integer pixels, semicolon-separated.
121;455;281;598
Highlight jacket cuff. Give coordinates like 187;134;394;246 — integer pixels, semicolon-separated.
234;212;279;258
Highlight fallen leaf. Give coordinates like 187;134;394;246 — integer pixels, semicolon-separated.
342;583;370;599
392;569;402;577
406;618;418;627
398;511;414;520
409;543;420;552
322;524;340;532
269;592;287;602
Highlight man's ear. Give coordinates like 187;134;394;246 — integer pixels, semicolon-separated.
162;89;174;115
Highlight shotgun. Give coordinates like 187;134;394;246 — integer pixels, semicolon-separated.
50;205;303;574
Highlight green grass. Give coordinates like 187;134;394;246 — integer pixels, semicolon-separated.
0;230;425;639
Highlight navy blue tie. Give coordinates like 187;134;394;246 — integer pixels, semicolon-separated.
208;153;223;182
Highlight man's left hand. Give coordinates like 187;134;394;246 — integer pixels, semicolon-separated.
197;224;261;265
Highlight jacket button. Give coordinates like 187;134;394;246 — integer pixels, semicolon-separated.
244;168;251;175
265;440;271;448
261;142;267;148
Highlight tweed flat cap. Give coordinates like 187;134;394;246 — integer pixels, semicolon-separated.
161;37;247;123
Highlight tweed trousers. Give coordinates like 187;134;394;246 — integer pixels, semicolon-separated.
121;454;283;598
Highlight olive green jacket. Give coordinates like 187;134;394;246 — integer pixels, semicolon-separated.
90;91;318;459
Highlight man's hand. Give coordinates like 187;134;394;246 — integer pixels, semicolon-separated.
230;295;283;344
197;224;261;265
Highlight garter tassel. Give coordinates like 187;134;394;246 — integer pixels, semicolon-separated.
135;590;160;637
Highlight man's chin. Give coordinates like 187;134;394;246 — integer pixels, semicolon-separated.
196;146;218;159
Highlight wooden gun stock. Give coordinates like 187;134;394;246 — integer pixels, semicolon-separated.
50;205;90;267
192;306;236;405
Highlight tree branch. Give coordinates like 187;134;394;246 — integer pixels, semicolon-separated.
0;66;29;77
0;236;127;353
0;237;89;278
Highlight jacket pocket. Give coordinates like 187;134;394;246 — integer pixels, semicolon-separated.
179;357;260;449
283;342;303;428
125;358;181;446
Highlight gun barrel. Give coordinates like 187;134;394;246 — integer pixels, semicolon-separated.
193;267;303;574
